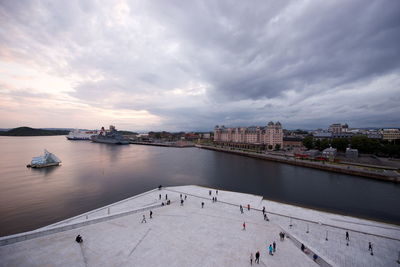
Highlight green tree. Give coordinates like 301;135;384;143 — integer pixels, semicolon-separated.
351;136;379;154
314;139;321;150
320;139;330;150
274;144;281;151
303;136;314;149
331;138;349;152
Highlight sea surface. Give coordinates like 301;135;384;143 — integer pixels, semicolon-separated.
0;136;399;236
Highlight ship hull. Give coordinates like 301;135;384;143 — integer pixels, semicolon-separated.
91;138;129;145
66;137;91;140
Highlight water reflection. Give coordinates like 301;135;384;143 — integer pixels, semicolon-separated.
29;165;59;176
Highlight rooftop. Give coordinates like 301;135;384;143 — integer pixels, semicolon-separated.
0;185;399;266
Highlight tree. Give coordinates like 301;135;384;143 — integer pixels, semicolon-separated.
274;144;281;151
268;145;273;150
320;139;330;150
303;136;314;149
331;138;349;152
351;136;379;154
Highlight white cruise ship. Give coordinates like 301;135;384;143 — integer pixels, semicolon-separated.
66;129;99;140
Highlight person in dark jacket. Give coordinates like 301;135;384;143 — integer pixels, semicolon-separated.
75;235;83;243
255;251;260;264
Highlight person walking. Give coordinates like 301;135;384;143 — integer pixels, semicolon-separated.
369;242;373;255
262;206;265;214
247;204;250;211
165;194;168;200
240;205;244;214
255;251;260;264
301;243;305;252
346;231;349;241
215;197;217;202
159;194;161;200
184;195;187;200
273;241;276;252
180;194;182;199
209;190;211;196
243;222;246;230
201;202;204;208
216;190;218;195
141;215;146;223
268;244;273;255
150;210;153;219
250;253;253;265
180;199;184;206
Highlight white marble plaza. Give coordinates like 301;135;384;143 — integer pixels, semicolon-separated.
0;185;399;267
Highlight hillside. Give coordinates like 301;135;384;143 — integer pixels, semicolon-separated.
0;127;69;136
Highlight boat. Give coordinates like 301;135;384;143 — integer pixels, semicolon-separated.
91;125;129;145
66;129;99;140
27;149;62;168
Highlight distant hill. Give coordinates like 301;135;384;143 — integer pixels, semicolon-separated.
0;127;69;136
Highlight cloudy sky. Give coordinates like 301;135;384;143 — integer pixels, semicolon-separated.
0;0;399;131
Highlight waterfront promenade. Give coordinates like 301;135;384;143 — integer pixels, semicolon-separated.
1;185;399;266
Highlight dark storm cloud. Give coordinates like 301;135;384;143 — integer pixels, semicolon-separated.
145;0;400;101
1;0;399;130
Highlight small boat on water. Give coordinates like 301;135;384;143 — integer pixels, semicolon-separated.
27;150;62;168
66;129;99;140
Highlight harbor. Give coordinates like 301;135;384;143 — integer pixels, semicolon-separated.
1;185;399;266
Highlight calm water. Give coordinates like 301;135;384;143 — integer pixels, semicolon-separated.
0;136;399;236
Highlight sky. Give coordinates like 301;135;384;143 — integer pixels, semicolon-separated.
0;0;399;132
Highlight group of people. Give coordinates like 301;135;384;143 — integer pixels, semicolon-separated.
141;210;153;223
249;251;260;265
268;242;276;255
249;242;276;265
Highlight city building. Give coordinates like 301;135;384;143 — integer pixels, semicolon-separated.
332;132;354;139
313;132;332;140
214;122;283;148
345;148;358;159
322;147;337;160
283;137;304;151
328;123;349;134
381;129;400;141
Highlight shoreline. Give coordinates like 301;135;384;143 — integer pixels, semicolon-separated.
196;144;400;183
